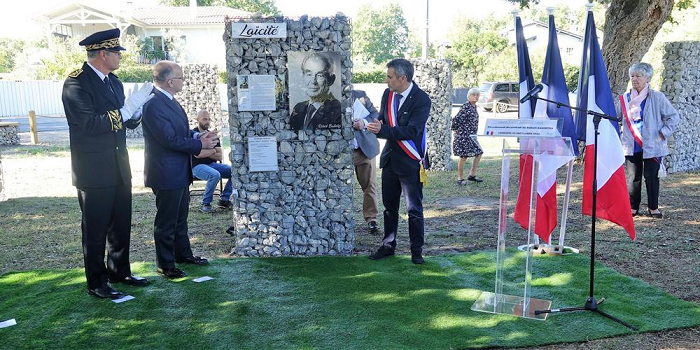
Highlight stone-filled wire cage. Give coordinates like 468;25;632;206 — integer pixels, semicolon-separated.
410;59;454;171
179;64;225;132
660;41;700;173
125;64;223;138
223;14;355;257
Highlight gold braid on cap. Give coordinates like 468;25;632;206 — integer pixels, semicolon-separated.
85;38;121;51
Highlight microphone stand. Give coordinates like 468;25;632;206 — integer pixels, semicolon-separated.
525;94;637;331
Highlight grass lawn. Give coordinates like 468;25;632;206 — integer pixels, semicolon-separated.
1;251;698;349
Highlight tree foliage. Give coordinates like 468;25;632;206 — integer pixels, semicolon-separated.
159;0;280;16
351;4;410;65
0;39;26;73
445;15;509;87
507;0;697;93
37;35;146;81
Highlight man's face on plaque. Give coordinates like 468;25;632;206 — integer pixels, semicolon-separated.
301;56;331;99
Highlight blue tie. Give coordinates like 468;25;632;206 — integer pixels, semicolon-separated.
394;93;402;112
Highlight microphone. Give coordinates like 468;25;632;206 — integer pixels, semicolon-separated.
519;84;543;103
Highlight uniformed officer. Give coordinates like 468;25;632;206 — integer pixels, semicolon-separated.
62;28;154;299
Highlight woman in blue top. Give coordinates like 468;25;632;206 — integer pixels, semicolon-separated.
618;63;679;218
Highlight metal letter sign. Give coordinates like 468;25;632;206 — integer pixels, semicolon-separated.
231;22;287;39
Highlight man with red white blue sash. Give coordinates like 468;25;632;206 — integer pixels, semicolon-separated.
367;59;431;264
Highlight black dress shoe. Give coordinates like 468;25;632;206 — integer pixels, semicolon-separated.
157;267;188;278
175;256;209;265
467;175;483;183
368;221;379;233
109;275;149;286
88;285;124;299
647;209;663;218
369;245;395;260
411;252;425;265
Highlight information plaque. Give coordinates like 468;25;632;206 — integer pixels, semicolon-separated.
483;118;559;137
247;136;278;172
238;75;277;112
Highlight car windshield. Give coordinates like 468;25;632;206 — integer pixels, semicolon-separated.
479;83;492;93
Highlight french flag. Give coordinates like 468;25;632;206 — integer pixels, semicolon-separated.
578;10;636;240
512;14;551;242
522;13;578;244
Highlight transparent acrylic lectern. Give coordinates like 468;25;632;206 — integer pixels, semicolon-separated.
470;123;575;320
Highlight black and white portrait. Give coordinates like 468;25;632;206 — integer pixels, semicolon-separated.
288;51;342;131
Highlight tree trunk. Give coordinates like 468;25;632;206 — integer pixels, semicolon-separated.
602;0;675;94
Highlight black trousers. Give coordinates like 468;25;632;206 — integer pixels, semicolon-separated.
77;184;132;290
625;152;660;211
152;187;194;269
381;163;424;253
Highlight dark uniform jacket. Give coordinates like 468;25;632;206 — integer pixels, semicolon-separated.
62;62;141;189
142;88;202;190
377;83;431;176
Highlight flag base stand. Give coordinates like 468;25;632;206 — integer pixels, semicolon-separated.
517;244;579;256
472;291;551;321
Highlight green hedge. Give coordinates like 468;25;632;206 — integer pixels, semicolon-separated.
219;71;227;84
118;65;153;83
353;70;385;84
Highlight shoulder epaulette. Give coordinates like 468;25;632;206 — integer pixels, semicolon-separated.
68;68;83;78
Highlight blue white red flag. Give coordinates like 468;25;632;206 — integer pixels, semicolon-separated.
516;16;536;121
578;10;636;240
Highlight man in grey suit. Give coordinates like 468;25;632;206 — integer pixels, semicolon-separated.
351;89;381;232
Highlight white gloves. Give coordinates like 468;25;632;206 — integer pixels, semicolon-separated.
121;82;155;121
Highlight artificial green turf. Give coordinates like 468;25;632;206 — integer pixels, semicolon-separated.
0;251;698;349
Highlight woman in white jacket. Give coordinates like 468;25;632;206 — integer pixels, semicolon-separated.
618;62;679;218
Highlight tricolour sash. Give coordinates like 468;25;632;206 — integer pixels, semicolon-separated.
619;93;643;148
387;91;427;166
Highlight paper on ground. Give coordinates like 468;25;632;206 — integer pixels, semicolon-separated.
0;319;17;328
112;295;135;304
193;276;214;283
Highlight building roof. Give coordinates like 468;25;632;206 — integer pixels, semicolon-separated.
36;3;253;28
131;6;252;26
504;20;584;41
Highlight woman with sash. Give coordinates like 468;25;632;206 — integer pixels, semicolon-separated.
618;63;679;218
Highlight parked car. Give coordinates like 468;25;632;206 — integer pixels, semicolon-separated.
476;81;520;113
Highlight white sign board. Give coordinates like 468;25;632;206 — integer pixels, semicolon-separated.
248;136;278;172
483;118;560;138
238;75;277;111
231;22;287;39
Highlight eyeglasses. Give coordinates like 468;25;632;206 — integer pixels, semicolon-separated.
169;77;184;82
105;50;122;57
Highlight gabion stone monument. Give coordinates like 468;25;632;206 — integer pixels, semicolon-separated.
660;41;700;173
411;59;454;171
224;14;355;257
126;64;223;138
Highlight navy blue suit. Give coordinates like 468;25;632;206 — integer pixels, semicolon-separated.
142;88;203;268
376;83;431;253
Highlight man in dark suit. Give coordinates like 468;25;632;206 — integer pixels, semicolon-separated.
367;58;431;264
289;53;341;130
62;28;154;299
351;89;381;233
142;60;218;278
